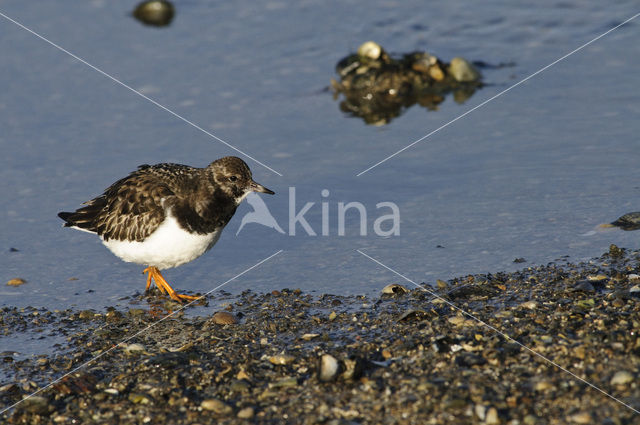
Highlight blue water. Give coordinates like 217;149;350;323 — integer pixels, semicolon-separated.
1;0;639;324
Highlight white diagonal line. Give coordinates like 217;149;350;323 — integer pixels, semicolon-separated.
0;249;283;415
357;12;640;176
356;249;640;415
0;10;282;177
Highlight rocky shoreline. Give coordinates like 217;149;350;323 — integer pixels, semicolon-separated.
2;245;640;424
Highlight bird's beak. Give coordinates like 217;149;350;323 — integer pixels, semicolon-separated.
249;180;275;195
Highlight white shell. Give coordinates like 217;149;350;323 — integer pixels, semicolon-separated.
318;354;340;381
357;41;382;60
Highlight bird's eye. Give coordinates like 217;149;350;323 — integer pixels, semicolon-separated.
229;176;238;182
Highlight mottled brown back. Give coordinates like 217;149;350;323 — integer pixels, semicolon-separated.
58;164;199;242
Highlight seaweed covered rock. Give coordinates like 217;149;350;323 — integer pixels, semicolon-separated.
331;41;482;125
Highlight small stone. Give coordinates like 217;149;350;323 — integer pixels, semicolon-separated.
575;298;595;309
124;343;146;353
270;377;298;388
474;404;486;420
237;407;254;419
357;41;382;60
301;333;320;341
201;398;232;414
19;396;50;415
534;380;554;391
612;298;625;308
628;274;640;282
572;281;595;293
587;274;607;282
381;349;392;360
132;0;175;27
341;357;364;380
106;310;123;322
485;407;500;425
609;244;624;258
448;315;465;326
569;412;592;424
448;57;480;82
398;309;429;322
7;278;26;286
328;311;338;321
212;311;237;325
436;279;448;290
381;283;408;295
269;354;294;365
319;354;341;382
610;371;633;386
78;310;94;320
428;64;445;81
520;301;537;310
230;380;249;393
236;370;250;380
128;393;152;404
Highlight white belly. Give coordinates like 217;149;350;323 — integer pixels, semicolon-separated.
102;215;223;270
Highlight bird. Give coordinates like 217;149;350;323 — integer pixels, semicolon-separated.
236;192;285;236
58;156;274;302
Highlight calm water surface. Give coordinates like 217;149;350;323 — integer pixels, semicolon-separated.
1;1;639;328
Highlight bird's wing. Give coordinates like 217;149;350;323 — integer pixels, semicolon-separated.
96;171;175;241
66;165;184;242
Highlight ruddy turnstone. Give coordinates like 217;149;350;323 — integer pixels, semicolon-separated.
58;156;274;302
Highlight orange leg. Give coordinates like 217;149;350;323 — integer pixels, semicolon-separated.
142;266;199;302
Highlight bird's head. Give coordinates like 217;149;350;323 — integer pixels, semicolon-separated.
207;156;274;203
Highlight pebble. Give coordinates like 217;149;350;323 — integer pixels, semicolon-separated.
448;57;480;82
447;315;465;326
381;283;408;294
301;333;320;340
132;0;175;27
318;354;340;382
128;393;152;404
7;278;26;286
270;377;298;388
485;407;500;424
428;64;445;81
357;41;382;60
569;412;592;424
520;301;537;310
572;281;595;293
534;380;554;391
19;396;50;415
124;343;146;353
474;404;486;420
211;311;238;325
610;370;633;386
341;357;363;380
201;398;232;414
269;354;295;365
237;406;255;419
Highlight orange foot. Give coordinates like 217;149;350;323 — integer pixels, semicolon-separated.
142;266;199;302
